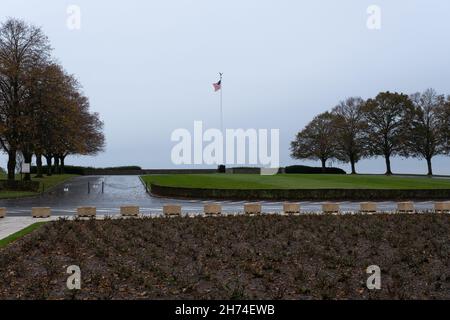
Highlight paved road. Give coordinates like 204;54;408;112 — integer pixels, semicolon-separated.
0;175;438;216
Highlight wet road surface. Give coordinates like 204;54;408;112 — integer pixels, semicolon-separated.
0;175;439;216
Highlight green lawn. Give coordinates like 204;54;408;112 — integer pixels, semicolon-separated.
142;174;450;190
0;174;77;199
0;222;47;248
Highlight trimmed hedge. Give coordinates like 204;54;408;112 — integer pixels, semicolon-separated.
0;180;40;192
31;165;142;175
150;183;450;201
285;165;346;174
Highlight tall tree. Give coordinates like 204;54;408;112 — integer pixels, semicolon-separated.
0;18;51;181
362;91;413;175
290;112;337;170
331;97;368;174
26;62;67;177
405;89;447;175
55;91;105;173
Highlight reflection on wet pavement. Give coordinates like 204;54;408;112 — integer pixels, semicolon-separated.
0;175;438;216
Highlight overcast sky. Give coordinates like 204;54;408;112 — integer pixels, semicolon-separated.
1;0;450;174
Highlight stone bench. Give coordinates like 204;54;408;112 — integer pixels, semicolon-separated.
244;203;262;215
322;203;340;214
120;206;140;217
0;208;5;218
204;204;221;215
77;207;96;217
163;204;181;217
32;207;51;218
397;202;415;213
360;202;377;213
434;202;450;213
283;203;300;214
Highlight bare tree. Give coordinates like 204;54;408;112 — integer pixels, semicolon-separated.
331;97;368;174
290;112;337;170
405;89;447;175
440;96;450;154
362;91;413;175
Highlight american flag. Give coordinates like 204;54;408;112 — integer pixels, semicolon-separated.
212;79;221;92
213;73;223;91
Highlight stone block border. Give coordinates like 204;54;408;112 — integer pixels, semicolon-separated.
32;207;51;218
77;207;96;217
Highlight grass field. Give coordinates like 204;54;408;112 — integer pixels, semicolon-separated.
142;174;450;190
0;174;77;199
0;222;47;248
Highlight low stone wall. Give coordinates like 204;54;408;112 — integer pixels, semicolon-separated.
83;169;143;175
142;169;217;175
150;183;450;201
83;169;217;176
225;167;261;174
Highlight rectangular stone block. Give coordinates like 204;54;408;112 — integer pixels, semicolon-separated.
163;204;181;216
120;206;140;217
283;203;300;214
77;207;96;217
434;202;450;213
397;202;414;213
0;208;5;218
204;204;221;215
360;202;377;213
32;207;51;218
322;203;340;214
244;203;262;215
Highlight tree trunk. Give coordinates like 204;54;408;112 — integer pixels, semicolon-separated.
426;157;433;176
7;149;16;182
45;156;53;176
384;155;392;175
54;156;60;174
36;154;43;178
60;156;65;174
320;158;326;172
23;152;32;181
350;160;356;175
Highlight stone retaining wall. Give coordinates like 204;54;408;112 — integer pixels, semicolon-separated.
150;183;450;201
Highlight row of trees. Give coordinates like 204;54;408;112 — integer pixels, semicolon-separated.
291;90;450;175
0;19;105;182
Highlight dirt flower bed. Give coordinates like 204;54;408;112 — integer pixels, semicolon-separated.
0;214;449;299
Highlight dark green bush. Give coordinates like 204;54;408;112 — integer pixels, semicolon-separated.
31;165;89;175
285;165;346;174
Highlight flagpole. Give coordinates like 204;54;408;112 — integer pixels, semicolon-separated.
220;73;223;135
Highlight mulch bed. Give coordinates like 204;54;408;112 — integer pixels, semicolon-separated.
0;214;449;299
